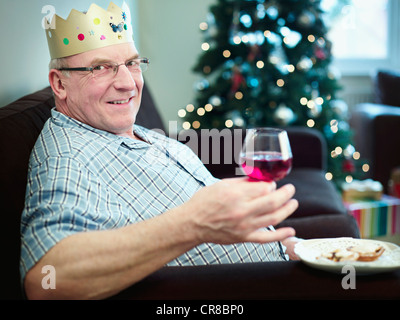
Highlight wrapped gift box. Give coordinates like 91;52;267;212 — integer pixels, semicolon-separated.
344;195;400;239
342;179;383;202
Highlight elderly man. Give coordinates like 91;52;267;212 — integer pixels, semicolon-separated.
20;2;298;299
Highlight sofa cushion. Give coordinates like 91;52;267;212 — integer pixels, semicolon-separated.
375;70;400;107
278;168;347;218
0;87;54;218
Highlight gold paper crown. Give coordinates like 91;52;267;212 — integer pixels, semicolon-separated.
45;2;134;59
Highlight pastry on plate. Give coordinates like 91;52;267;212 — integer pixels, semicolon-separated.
347;243;385;262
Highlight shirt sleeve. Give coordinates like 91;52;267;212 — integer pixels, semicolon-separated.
19;155;122;281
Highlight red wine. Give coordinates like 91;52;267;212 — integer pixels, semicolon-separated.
241;152;292;182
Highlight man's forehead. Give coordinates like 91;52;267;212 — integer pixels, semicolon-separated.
66;42;139;64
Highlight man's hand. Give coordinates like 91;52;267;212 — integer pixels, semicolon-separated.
184;177;298;246
282;236;303;260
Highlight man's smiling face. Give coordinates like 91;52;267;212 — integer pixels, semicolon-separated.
55;42;144;139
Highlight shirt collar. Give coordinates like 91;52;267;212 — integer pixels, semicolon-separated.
50;108;153;148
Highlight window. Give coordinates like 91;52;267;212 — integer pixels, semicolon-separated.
322;0;400;75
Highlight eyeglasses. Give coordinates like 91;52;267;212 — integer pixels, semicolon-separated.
57;58;150;79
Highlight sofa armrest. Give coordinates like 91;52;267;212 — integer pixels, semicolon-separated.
278;213;360;239
178;126;326;179
350;103;400;191
111;261;400;300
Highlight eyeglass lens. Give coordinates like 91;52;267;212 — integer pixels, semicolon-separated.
92;60;148;78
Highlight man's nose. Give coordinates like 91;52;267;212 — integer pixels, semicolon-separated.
113;64;137;90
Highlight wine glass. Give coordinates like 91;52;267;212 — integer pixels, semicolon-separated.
239;127;293;182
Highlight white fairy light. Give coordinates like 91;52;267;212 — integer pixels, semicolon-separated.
325;172;333;180
197;107;206;116
225;119;233;128
201;42;210;51
186;104;195;112
199;22;208;30
177;109;186;118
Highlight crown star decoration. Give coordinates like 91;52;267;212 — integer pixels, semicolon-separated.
45;2;134;59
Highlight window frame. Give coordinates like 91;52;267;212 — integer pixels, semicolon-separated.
329;0;400;76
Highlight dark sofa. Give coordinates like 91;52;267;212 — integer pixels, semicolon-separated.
350;70;400;193
1;86;399;300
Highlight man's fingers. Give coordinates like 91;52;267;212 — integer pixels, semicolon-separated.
248;184;296;217
245;227;296;244
252;198;299;229
222;177;277;199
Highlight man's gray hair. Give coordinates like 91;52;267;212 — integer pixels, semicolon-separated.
49;58;70;76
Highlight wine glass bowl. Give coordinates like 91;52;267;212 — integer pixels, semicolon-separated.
239;128;293;182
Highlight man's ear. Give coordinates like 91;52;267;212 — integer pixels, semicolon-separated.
48;69;67;101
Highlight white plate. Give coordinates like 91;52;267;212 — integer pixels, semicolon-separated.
294;237;400;275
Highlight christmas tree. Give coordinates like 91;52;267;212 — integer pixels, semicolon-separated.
180;0;367;189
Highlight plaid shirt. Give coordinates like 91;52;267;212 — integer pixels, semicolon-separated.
20;109;286;281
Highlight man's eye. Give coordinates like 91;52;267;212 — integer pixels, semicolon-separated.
93;64;111;71
126;60;139;67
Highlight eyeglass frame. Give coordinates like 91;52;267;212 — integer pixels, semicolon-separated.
57;57;150;78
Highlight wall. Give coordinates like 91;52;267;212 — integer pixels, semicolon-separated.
135;0;215;127
337;75;375;110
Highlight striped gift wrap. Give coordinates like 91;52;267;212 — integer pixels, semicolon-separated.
344;195;400;239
